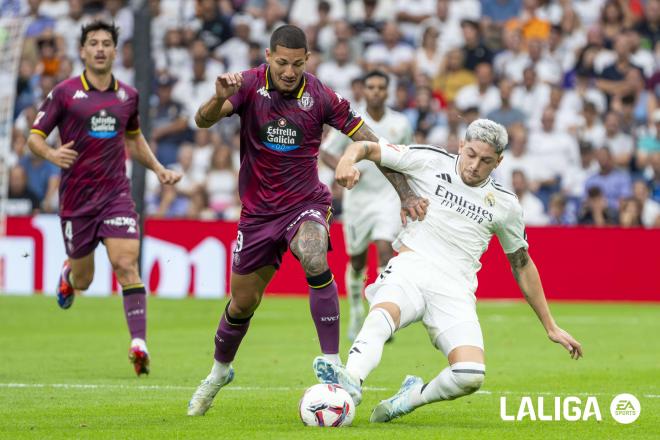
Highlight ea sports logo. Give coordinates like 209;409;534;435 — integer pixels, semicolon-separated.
610;394;640;424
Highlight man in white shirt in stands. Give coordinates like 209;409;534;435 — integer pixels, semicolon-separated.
321;70;413;341
313;118;582;423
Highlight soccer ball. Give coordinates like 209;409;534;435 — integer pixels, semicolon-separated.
299;383;355;427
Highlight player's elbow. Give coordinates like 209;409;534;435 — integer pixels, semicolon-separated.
194;112;216;128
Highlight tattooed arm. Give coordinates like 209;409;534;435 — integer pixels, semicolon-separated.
507;247;583;359
350;124;428;224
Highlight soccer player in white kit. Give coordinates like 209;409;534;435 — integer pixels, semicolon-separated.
320;70;413;341
313;119;583;423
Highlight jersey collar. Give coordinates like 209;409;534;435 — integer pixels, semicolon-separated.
265;66;306;99
80;71;118;92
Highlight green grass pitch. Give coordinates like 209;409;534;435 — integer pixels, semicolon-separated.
0;295;658;439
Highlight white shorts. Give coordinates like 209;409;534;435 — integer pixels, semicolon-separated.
364;251;484;356
342;208;401;256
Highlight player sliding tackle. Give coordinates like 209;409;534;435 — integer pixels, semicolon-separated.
313;119;583;423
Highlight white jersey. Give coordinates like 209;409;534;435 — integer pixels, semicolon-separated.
322;106;413;217
379;141;528;297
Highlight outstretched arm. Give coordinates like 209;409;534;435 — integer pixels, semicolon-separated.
194;72;242;128
125;132;182;185
350;124;428;223
507;247;583;360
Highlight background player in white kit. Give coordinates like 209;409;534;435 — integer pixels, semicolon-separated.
313;119;583;423
320;70;413;341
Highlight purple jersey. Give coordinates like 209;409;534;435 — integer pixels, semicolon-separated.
228;64;364;219
31;73;140;217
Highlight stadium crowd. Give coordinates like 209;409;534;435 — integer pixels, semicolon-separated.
4;0;660;227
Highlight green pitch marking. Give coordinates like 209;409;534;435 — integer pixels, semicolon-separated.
0;295;658;439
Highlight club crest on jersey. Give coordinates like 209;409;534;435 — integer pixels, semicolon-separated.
297;91;314;111
484;193;496;207
88;109;119;139
116;88;128;102
260;118;302;152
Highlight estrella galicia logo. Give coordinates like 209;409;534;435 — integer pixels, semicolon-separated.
259;118;302;152
88;109;118;139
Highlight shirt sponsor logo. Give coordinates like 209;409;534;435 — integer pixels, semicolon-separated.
435;184;494;223
88;109;119;139
297;91;314;110
259;118;303;152
104;216;137;233
73;90;88;99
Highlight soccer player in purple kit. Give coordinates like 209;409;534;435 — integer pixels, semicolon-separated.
27;21;181;376
187;25;428;416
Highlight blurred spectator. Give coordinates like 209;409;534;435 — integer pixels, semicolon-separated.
192;0;234;50
599;0;631;49
460;19;493;70
150;73;190;167
493;27;527;83
648;152;660;202
511;66;550;122
191;129;216;176
601;111;634;168
618;197;643;227
35;34;59;77
100;0;134;47
562;142;600;201
317;41;363;103
576;101;606;148
635;0;660;50
205;145;239;219
455;62;500;116
505;0;550;41
427;103;464;150
421;0;463;58
585;147;633;209
633;179;660;227
636;109;660;168
433;48;476;104
596;33;645;105
578;186;618;226
413;26;443;79
404;86;443;136
512;169;548;225
113;40;135;86
364;21;415;77
19;150;59;213
493;124;533;190
480;0;522;24
548;193;576;226
525;37;562;85
215;14;253;72
25;0;56;38
527;107;580;204
289;0;346;29
486;78;526;128
349;0;388;48
54;0;88;65
7;165;41;216
395;0;435;43
250;0;286;51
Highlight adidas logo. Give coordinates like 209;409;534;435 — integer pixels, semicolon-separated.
437;173;452;183
73;90;88;99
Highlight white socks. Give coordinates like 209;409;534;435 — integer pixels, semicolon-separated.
345;264;366;313
209;360;231;382
131;338;148;352
323;353;342;366
409;361;486;407
346;308;395;381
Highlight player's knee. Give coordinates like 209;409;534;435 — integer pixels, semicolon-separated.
228;291;260;317
111;256;138;282
451;365;485;395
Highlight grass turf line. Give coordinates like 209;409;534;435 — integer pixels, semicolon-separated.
0;295;658;439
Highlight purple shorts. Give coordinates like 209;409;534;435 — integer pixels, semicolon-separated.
232;204;333;275
60;196;140;259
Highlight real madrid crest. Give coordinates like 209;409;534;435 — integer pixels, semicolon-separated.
297;91;314;111
484;192;496;207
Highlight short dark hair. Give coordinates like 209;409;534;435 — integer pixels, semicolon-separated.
363;70;390;87
80;21;119;47
270;25;307;52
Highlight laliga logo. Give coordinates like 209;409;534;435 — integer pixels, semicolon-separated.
500;394;641;423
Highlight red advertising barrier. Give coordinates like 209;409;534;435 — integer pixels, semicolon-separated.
2;216;659;301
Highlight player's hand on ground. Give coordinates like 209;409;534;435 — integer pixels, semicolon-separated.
335;161;360;189
547;325;583;360
156;168;182;185
215;72;243;99
49;141;78;169
400;195;430;226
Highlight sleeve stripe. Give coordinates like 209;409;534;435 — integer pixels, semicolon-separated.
345;119;364;137
409;146;454;158
126;128;141;135
30;129;47;138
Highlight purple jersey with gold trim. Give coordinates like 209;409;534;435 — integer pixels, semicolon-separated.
228;64;364;219
31;73;140;217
